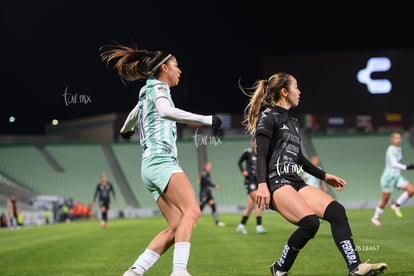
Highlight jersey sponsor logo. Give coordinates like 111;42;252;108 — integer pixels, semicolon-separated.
155;84;167;94
280;124;289;130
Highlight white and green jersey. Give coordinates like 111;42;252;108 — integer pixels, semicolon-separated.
120;78;212;160
137;78;178;159
382;144;406;177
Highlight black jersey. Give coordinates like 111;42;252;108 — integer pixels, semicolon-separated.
199;171;215;197
255;105;325;186
238;147;257;184
93;183;115;202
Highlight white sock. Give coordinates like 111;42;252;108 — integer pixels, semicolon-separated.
373;205;384;220
396;191;410;206
132;248;160;273
173;242;190;271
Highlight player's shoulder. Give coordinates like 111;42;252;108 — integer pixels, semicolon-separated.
149;79;169;91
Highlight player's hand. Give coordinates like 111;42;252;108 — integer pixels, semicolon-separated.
121;130;134;140
256;183;270;210
406;163;414;170
212;115;222;129
215;184;221;190
242;170;248;177
325;173;347;191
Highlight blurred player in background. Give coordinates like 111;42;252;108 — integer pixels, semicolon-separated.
371;131;414;227
236;137;266;234
92;172;116;228
199;161;225;227
301;156;328;193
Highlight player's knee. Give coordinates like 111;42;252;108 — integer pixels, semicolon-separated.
299;214;320;239
406;184;414;196
193;207;201;220
323;200;347;222
186;206;201;222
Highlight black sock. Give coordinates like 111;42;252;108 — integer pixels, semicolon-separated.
256;216;262;226
102;211;107;222
275;214;320;272
241;216;249;225
323;201;360;270
211;204;219;224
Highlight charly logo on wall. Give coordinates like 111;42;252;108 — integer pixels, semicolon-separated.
357;57;391;94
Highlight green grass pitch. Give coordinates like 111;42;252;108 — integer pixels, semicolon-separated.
1;207;413;275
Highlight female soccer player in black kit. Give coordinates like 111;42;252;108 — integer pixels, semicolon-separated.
93;172;116;228
236;137;266;234
241;72;387;276
199;162;225;227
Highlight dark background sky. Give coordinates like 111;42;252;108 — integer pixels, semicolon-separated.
2;3;413;134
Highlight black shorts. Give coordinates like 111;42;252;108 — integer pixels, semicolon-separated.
267;174;307;210
99;198;110;209
244;181;258;194
199;192;213;204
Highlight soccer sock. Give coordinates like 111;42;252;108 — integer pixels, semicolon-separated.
256;216;262;226
211;204;219;224
132;248;160;273
173;242;191;271
241;216;249;225
102;211;107;222
324;201;360;270
396;191;409;206
275;214;319;272
373;205;384;219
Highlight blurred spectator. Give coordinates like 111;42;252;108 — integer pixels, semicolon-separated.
1;212;7;227
7;195;20;229
70;202;92;220
45;210;51;224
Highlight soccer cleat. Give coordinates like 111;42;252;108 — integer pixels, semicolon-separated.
390;204;403;218
236;224;248;234
101;221;107;228
348;260;388;275
170;269;192;276
256;225;267;234
123;267;142;276
216;221;226;227
371;217;381;227
270;262;288;276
